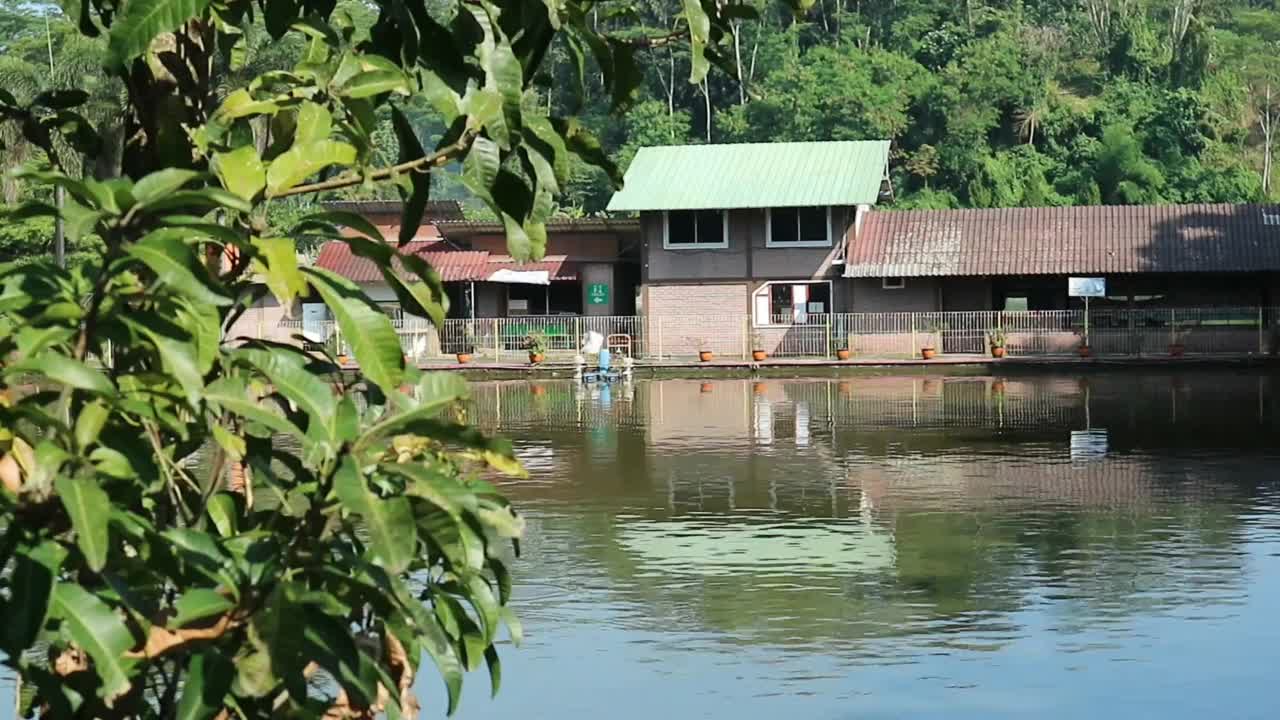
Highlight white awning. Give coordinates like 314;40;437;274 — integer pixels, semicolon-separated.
487;269;550;285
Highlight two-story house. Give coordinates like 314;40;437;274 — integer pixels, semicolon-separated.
607;141;891;355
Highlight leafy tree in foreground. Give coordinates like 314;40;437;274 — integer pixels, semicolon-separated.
0;0;794;717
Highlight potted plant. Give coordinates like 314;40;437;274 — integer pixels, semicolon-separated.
987;327;1008;358
696;338;713;362
525;330;547;364
920;320;945;360
456;326;475;364
835;346;851;361
751;331;767;362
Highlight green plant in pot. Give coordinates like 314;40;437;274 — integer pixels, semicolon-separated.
751;331;767;361
526;330;548;364
920;321;946;359
987;327;1008;358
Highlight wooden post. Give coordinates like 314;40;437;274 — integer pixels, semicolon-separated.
824;315;832;357
742;316;749;360
910;312;917;358
334;322;342;357
493;318;501;361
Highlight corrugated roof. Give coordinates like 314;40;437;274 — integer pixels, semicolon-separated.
314;243;579;283
606;141;891;212
847;204;1280;277
485;255;577;281
436;217;640;236
321;200;466;221
314;241;489;283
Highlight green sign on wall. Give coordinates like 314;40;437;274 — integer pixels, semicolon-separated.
587;282;609;305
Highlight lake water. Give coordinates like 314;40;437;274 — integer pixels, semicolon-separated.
5;369;1280;718
443;370;1280;719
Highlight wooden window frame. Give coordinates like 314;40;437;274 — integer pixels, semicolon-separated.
765;207;832;249
662;210;729;250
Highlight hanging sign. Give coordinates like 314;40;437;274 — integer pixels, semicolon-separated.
1068;277;1106;297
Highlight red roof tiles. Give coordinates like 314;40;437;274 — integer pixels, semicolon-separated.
314;242;578;283
847;204;1280;277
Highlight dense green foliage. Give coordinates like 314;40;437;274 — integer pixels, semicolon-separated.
0;0;783;717
553;0;1280;210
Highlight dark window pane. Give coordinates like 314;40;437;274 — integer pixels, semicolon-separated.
667;211;695;244
695;210;723;245
798;207;827;243
770;284;792;319
808;283;832;313
770;208;798;244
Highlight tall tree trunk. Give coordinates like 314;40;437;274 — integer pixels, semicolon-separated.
1262;85;1275;196
733;20;746;105
701;78;712;142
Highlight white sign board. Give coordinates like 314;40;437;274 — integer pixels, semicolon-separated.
1070;429;1109;461
1068;277;1106;298
301;303;327;343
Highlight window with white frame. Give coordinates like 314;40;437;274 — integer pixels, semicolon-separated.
663;209;728;249
767;207;831;248
753;281;833;326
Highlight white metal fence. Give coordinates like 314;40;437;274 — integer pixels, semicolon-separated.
281;307;1280;362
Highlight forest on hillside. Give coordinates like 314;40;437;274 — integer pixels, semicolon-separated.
1;0;1279;263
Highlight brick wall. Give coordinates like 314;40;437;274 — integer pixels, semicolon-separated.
645;283;749;358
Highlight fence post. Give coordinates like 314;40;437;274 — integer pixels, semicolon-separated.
910;313;917;358
492;318;501;361
575;316;583;352
334;322;342;357
657;316;664;361
742;316;749;360
1260;307;1266;354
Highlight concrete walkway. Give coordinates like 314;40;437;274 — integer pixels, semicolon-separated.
393;352;1280;374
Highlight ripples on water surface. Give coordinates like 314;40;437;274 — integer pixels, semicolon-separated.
449;371;1280;719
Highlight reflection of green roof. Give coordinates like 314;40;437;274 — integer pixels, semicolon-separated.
606;141;891;212
618;519;895;576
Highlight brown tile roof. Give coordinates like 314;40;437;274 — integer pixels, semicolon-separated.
314;242;578;283
846;204;1280;277
314;241;490;283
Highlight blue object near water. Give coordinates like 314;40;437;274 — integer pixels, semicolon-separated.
598;348;611;371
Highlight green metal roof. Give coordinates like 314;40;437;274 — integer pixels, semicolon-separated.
606;140;891;212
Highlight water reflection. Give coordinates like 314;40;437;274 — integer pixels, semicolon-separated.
452;371;1280;719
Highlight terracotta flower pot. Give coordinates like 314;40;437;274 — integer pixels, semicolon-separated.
336;355;349;365
991;345;1006;358
836;348;851;361
1078;346;1092;358
752;382;767;395
699;350;714;362
1169;343;1185;357
456;352;473;364
921;347;937;360
752;350;768;362
700;382;714;393
529;352;545;365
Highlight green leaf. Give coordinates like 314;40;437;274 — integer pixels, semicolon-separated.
338;69;410;99
133;169;201;206
461;135;500;199
234;349;336;436
265;140;357;195
129;319;205;407
170;589;234;628
386;464;474;517
212;146;265;201
176;652;233;720
334;457;415;573
108;0;216;65
391;106;430;247
210;422;246;460
213;88;280;122
0;542;67;654
249;236;306;306
354;373;467;452
484;645;502;698
205;378;305;438
9;354;114;395
55;476;111;571
50;583;136;702
303;267;404;390
74;399;110;449
682;0;711;83
138;188;253;214
126;229;231;307
206;493;239;537
293;101;331;144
